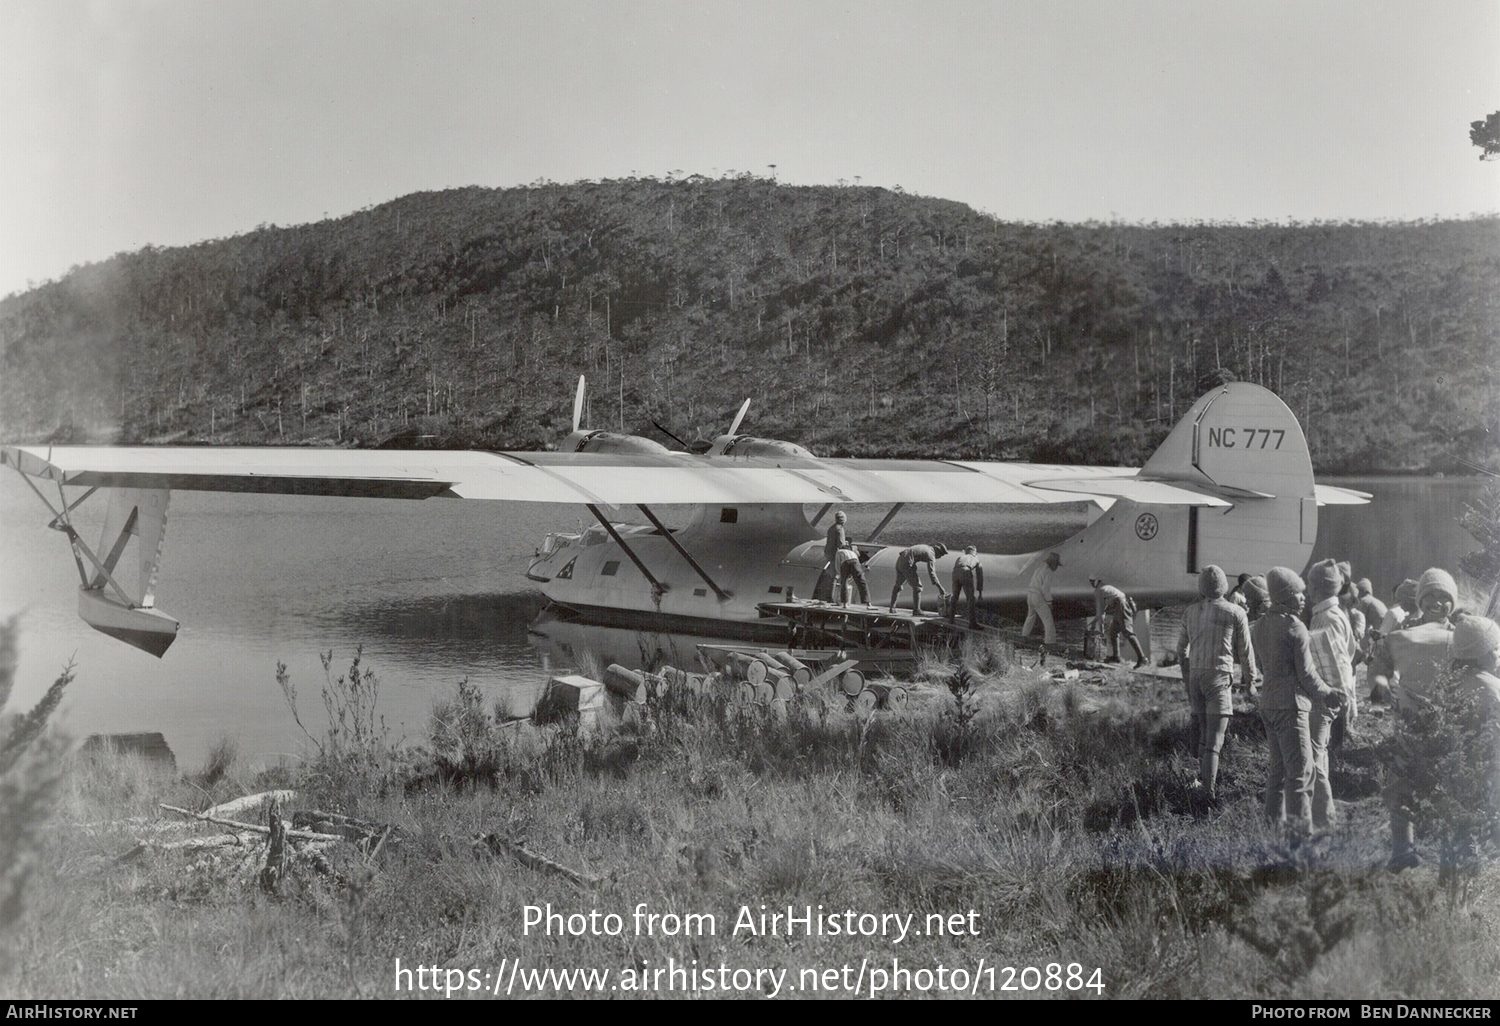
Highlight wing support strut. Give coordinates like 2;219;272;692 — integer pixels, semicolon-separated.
865;503;905;543
809;503;833;528
585;503;667;600
8;467;137;607
637;504;730;601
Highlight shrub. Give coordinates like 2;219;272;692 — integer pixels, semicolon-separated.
1385;667;1500;904
0;617;74;932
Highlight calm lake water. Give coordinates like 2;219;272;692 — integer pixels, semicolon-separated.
0;475;1486;767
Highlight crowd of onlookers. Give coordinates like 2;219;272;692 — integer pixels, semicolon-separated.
1177;560;1500;868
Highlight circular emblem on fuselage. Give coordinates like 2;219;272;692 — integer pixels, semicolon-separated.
1135;513;1159;541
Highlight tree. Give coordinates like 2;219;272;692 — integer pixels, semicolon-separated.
1470;111;1500;161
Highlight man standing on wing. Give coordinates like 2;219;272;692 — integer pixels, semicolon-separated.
1176;565;1259;798
948;545;985;629
814;510;853;602
889;543;948;614
835;540;870;606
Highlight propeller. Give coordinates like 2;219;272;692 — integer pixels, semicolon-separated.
559;372;670;456
572;375;586;434
727;398;751;438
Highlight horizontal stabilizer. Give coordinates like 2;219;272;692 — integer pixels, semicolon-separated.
1022;476;1232;506
1314;484;1374;506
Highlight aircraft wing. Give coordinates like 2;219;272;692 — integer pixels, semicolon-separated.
2;445;1235;506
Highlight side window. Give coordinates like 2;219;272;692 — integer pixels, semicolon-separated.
720;507;738;524
600;561;621;577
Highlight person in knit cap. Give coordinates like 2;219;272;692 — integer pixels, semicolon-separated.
1381;578;1420;635
1305;558;1358;827
1244;575;1271;622
1445;616;1500;872
1356;579;1388;640
1176;564;1258;797
1452;615;1500;708
1373;568;1459;708
1250;567;1345;834
1371;567;1459;869
1228;573;1252;612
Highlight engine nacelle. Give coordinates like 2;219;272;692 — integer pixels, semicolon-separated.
562;430;671;455
708;435;816;459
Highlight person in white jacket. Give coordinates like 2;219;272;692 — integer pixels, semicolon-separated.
1021;551;1061;651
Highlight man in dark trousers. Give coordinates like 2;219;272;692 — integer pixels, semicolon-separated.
948;545;984;628
890;542;948;614
1089;575;1147;668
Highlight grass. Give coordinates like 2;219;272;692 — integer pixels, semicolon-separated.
3;647;1499;999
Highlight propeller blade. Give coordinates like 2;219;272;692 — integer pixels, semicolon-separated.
572;375;586;433
727;398;751;438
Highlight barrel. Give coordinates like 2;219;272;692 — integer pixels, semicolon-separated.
868;682;908;712
603;664;648;703
852;689;879;715
839;668;866;697
730;654;767;685
752;681;776;705
772;675;797;702
771;652;813;687
716;679;755;706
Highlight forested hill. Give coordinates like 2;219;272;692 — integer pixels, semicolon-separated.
2;178;1496;473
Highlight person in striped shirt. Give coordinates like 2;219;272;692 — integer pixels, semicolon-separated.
1176;565;1259;797
1252;567;1345;835
1306;558;1358;829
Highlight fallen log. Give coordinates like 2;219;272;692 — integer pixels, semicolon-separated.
159;803;344;843
203;790;298;820
159;833;250;852
474;833;599;887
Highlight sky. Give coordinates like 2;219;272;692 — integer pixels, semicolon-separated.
2;0;1497;297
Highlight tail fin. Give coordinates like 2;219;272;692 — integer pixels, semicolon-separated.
1055;384;1318;606
1141;382;1315;502
1139;382;1317;580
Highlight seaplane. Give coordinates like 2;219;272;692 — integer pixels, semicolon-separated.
2;379;1369;659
